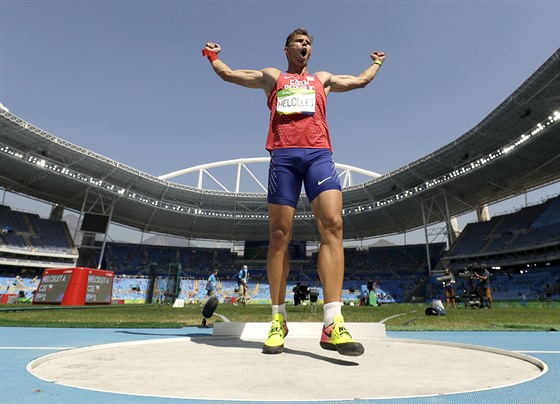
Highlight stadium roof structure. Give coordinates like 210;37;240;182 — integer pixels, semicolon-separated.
1;49;559;243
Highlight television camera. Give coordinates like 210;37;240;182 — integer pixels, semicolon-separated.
293;283;309;306
458;263;485;279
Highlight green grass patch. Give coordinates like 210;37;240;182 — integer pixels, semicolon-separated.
1;303;558;331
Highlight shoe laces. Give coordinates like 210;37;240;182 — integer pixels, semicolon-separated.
332;319;353;340
334;322;349;336
269;320;285;337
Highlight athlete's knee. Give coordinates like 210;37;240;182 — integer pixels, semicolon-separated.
269;227;291;249
320;214;343;238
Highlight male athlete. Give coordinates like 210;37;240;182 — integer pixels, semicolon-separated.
201;269;219;306
235;264;249;306
202;28;385;356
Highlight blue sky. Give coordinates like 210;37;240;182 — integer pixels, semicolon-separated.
1;0;559;245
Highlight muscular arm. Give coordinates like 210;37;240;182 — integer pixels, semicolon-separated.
203;42;279;94
318;51;386;94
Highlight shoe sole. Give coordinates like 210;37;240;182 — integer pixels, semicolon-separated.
320;341;365;356
262;344;284;354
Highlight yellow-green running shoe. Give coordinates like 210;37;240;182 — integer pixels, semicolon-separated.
320;314;365;356
262;313;289;354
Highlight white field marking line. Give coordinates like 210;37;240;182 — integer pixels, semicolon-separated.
379;311;415;323
214;313;230;322
515;350;560;354
1;347;76;350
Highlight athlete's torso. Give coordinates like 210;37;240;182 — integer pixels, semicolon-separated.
265;72;331;151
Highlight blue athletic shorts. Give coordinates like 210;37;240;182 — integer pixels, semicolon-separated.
268;148;341;208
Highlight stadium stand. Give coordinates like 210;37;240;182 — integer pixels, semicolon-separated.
1;195;559;306
0;205;78;271
445;196;560;266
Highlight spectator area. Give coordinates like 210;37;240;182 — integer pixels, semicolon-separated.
1;197;559;305
447;196;560;257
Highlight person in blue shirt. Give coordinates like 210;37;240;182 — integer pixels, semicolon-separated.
201;269;219;305
235;265;249;306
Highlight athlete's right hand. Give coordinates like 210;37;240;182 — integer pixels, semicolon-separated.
203;42;221;54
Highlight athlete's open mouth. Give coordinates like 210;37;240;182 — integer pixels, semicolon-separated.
300;48;307;57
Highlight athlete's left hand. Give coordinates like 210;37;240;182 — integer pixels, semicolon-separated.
371;51;385;64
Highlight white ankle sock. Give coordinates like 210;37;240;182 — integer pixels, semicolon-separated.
271;304;287;320
323;302;342;326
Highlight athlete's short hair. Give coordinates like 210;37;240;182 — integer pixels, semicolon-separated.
285;28;313;47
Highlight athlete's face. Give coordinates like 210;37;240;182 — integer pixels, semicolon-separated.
285;34;312;64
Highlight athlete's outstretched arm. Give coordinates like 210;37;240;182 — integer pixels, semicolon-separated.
202;42;278;92
319;51;386;93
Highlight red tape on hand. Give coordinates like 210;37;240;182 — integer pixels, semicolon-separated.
202;49;219;63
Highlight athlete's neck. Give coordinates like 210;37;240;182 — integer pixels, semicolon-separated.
286;63;308;75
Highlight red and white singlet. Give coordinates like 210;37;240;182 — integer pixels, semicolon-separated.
265;72;332;151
